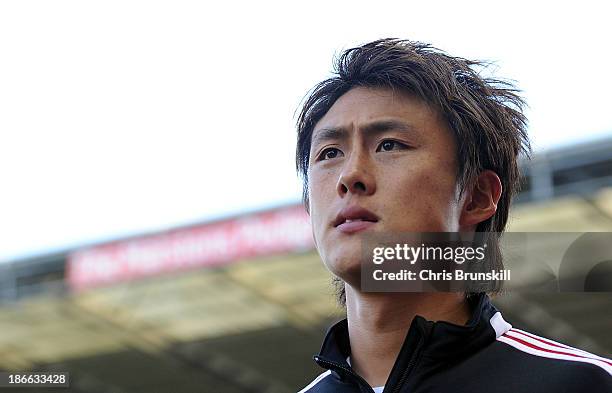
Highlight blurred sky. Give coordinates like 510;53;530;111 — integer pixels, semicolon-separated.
1;1;611;262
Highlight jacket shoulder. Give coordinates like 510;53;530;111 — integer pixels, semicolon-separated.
495;327;612;377
297;370;332;393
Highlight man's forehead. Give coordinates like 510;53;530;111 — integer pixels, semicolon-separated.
311;87;436;137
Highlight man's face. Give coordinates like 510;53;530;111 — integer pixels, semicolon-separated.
307;87;465;285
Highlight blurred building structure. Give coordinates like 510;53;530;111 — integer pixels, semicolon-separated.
0;136;611;393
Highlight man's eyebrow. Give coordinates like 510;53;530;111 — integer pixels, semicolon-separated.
311;120;415;146
311;127;348;147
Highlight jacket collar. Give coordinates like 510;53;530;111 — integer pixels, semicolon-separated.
315;293;507;370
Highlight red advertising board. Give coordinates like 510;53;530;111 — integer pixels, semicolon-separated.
67;205;313;291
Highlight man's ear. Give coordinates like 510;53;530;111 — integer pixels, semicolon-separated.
459;170;502;229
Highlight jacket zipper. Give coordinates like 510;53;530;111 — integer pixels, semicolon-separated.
314;356;376;393
390;336;425;393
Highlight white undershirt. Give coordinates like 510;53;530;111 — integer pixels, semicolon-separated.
346;356;385;392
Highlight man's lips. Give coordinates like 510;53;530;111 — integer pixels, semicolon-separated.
336;220;377;234
333;205;379;234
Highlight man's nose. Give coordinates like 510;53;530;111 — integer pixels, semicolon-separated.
336;150;376;197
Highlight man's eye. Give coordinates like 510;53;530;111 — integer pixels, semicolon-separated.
377;140;406;152
319;148;343;160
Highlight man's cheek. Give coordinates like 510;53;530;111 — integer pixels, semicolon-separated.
309;216;319;249
310;211;328;249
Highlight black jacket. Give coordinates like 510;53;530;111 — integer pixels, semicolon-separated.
299;294;612;392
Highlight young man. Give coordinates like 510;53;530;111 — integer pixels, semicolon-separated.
295;39;611;392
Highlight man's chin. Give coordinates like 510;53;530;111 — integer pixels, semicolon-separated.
325;255;363;289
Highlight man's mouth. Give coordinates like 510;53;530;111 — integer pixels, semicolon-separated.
333;206;379;233
336;220;377;233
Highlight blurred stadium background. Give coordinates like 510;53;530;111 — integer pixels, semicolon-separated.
1;136;611;393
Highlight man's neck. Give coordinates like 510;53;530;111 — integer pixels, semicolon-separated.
345;286;471;388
